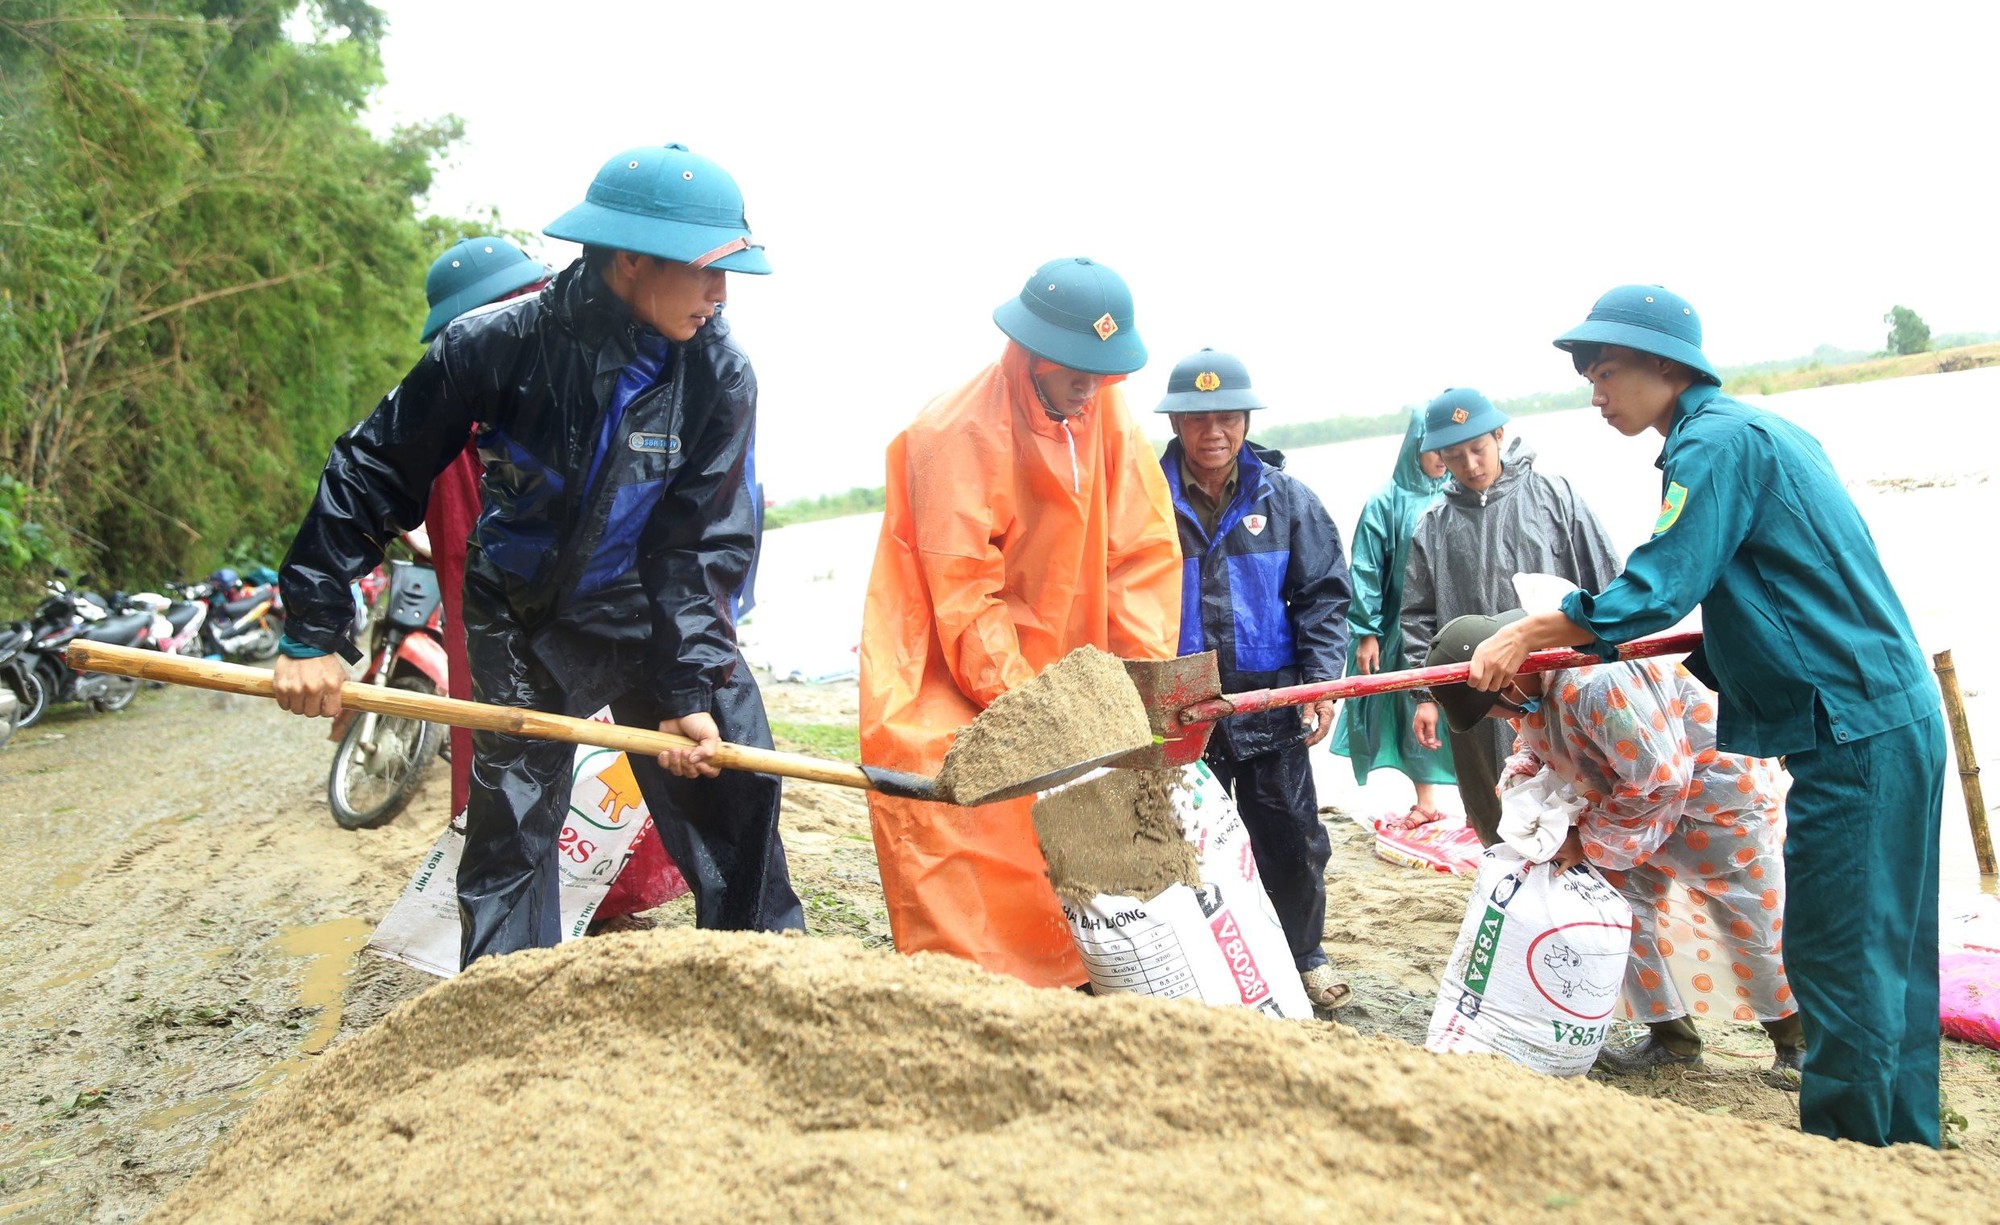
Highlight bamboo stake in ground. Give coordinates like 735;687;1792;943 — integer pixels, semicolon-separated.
1933;649;1997;878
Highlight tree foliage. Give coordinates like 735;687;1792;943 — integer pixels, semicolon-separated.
0;1;460;598
1884;305;1931;356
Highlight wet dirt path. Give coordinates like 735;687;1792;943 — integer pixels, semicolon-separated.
0;685;439;1221
0;676;883;1222
2;677;1993;1219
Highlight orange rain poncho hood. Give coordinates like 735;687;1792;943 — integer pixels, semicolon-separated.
859;341;1182;988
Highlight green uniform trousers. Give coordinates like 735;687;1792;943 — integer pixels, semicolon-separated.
1446;717;1508;847
1783;708;1944;1146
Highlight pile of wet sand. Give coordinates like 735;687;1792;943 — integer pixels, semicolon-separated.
156;930;1998;1223
1032;767;1196;905
936;646;1152;804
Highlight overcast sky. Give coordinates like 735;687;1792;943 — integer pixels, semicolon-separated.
358;0;1999;499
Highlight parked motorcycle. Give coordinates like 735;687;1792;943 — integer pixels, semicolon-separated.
197;568;285;661
0;622;26;747
19;574;150;722
327;559;447;829
128;590;208;658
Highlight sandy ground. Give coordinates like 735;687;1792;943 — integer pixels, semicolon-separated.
2;673;1994;1221
3;373;1996;1219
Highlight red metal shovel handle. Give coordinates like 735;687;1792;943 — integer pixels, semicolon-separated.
1175;631;1703;729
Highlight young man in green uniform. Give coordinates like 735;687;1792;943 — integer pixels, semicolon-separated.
1467;284;1945;1147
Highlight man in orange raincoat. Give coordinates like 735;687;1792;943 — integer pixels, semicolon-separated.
859;257;1183;989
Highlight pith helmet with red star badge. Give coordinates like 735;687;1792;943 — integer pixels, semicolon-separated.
1155;348;1267;414
1421;387;1508;451
993;257;1147;375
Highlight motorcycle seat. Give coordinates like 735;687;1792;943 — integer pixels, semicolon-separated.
221;591;272;619
81;612;153;647
165;603;202;632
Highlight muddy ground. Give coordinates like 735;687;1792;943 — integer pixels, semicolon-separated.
1;678;1995;1221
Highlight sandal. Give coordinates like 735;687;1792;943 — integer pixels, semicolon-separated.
1301;964;1353;1011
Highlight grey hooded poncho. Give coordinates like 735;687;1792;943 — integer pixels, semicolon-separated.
1399;432;1623;835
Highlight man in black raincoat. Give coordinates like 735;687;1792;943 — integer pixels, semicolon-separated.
273;143;803;965
1155;350;1353;1011
1399;388;1622;845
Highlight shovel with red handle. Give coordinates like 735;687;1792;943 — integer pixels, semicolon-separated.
1117;631;1704;768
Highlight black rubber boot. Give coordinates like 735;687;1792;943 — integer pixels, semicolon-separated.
1594;1017;1704;1074
1764;1013;1806;1081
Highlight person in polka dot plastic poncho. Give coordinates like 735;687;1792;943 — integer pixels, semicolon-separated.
1430;608;1803;1074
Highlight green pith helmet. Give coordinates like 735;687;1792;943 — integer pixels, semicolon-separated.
993;257;1146;376
544;143;770;274
1424;609;1528;732
1421;388;1508;452
1554;284;1720;384
421;236;549;342
1154;348;1266;414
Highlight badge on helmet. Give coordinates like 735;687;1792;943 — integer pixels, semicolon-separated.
1421;388;1507;451
545;143;771;275
993;258;1146;375
1155;348;1266;414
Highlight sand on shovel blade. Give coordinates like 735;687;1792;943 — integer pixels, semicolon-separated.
934;645;1153;805
1032;767;1198;906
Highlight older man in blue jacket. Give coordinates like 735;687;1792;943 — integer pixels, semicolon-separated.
1468;285;1945;1147
1157;349;1353;1011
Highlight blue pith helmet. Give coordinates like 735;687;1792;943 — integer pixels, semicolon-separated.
1553;284;1720;384
1155;348;1265;414
421;236;548;342
1421;388;1508;452
993;257;1146;376
544;143;771;275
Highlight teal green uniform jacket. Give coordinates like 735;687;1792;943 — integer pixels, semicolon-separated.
1558;383;1936;753
1560;382;1944;1148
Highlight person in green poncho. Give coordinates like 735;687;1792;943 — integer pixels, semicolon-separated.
1330;409;1456;818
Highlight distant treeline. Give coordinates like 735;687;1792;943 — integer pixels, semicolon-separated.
763;332;2000;530
764;486;887;530
1224;332;2000;455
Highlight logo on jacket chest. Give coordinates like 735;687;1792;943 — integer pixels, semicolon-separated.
1242;514;1267;536
627;432;681;455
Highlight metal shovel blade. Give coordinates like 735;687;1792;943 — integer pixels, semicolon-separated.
944;746;1162;807
1111;652;1222;769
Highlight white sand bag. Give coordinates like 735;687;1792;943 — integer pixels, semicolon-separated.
366;706;653;977
1426;846;1634;1075
1057;762;1313;1020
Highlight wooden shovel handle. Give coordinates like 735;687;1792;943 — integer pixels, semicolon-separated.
65;640;896;794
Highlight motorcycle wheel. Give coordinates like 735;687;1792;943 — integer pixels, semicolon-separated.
10;667;50;729
240;619;283;662
327;677;441;830
90;674;141;714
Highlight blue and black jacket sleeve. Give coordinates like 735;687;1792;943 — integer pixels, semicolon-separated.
637;351;759;719
1285;481;1353;685
279;342;479;662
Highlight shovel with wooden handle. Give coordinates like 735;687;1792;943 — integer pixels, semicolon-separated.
64;641;1110;807
1117;630;1705;767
